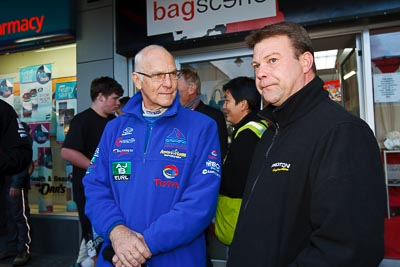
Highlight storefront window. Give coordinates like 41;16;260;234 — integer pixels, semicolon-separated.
0;44;77;216
370;29;400;148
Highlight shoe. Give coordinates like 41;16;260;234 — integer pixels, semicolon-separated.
0;250;17;260
12;251;31;266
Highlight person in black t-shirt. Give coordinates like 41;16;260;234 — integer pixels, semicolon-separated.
61;77;123;267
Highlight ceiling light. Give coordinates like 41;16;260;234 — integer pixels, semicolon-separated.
34;44;76;52
315;49;338;70
14;34;65;43
343;70;356;80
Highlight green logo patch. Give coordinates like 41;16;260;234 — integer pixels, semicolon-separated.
112;161;131;181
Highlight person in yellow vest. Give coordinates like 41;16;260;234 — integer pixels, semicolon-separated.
215;76;267;246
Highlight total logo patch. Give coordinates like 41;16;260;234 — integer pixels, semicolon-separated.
112;161;131;181
271;162;291;172
162;164;179;179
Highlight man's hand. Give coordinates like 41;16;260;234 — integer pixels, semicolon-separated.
110;225;152;267
9;187;21;198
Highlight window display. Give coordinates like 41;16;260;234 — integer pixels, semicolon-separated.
0;45;77;216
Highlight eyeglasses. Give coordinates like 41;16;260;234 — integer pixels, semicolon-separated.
136;70;182;82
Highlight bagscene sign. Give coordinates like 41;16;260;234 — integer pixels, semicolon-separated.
146;0;276;39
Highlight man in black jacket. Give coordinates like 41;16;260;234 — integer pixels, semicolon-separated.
178;68;228;159
227;21;386;267
0;100;32;261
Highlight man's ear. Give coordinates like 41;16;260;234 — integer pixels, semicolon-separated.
97;92;105;102
301;51;314;73
239;99;249;111
132;72;142;90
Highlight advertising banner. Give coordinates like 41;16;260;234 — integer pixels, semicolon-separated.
0;77;15;107
55;80;77;142
19;64;52;122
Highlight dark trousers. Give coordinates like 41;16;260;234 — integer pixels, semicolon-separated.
0;180;17;254
0;177;31;255
8;188;31;254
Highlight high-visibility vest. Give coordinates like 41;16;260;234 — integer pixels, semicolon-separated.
215;120;267;246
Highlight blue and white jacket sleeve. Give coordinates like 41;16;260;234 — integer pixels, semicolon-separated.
83;127;126;237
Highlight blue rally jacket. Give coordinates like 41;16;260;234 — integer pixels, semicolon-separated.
83;92;221;267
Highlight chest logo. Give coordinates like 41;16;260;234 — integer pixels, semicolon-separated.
271;162;291;172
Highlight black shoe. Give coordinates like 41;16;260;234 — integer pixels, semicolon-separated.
13;251;30;266
0;250;17;260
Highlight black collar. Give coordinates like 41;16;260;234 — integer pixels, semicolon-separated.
259;76;326;128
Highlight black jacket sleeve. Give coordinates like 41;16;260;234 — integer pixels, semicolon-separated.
0;100;33;176
221;129;260;198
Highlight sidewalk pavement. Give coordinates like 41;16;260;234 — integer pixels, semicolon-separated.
0;252;76;267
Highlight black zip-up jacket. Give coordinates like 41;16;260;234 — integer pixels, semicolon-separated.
0;100;32;178
227;77;386;267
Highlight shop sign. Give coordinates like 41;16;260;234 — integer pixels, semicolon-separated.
0;0;74;46
0;15;45;37
146;0;276;39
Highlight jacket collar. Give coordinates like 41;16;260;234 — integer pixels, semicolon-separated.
124;91;181;119
233;111;259;130
259;76;326;128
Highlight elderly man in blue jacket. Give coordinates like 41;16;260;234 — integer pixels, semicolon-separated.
83;45;221;267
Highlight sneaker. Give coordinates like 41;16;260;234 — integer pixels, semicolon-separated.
13;251;31;266
0;250;17;260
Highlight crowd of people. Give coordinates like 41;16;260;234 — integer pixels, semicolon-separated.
0;21;386;267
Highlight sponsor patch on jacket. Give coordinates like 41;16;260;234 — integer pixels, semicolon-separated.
115;137;136;147
271;162;291;172
112;161;131;181
162;164;179;179
86;148;99;174
164;128;187;150
153;178;179;188
121;127;134;136
160;149;187;159
113;148;134;156
202;160;221;177
208;149;219;160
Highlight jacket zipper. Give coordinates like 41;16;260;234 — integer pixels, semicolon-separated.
243;122;279;211
143;124;154;164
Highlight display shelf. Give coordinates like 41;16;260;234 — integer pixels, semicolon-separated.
383;150;400;219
